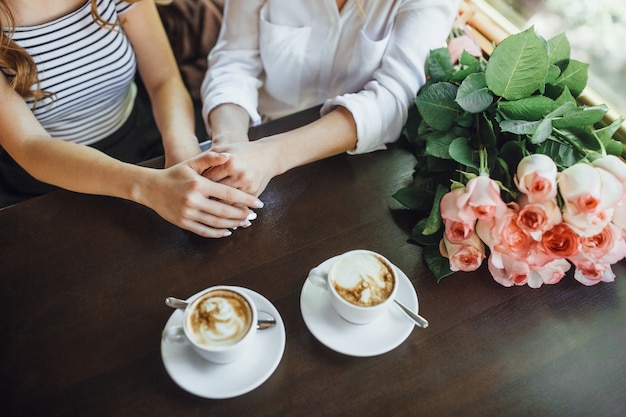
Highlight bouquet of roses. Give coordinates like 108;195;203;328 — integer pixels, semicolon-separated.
394;26;626;287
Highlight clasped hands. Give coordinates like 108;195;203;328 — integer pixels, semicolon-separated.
151;138;277;238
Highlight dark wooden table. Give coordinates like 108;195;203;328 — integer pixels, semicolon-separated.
1;108;625;417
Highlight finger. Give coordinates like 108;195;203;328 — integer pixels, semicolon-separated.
190;151;231;173
202;164;229;183
178;218;234;238
179;208;253;238
202;179;264;209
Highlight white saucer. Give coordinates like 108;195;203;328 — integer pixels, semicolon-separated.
161;287;286;399
300;256;419;357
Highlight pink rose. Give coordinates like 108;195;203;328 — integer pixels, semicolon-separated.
613;200;626;237
516;197;562;241
482;203;535;261
447;30;482;64
558;163;624;215
487;252;530;287
440;187;477;243
593;155;626;186
439;234;486;272
514;154;558;203
572;261;614;285
528;259;571;288
568;223;626;285
457;175;506;222
562;207;613;237
541;222;580;259
487;249;567;288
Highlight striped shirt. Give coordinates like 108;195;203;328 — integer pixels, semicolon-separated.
8;0;137;145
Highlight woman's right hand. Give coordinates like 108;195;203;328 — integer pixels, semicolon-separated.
137;151;264;238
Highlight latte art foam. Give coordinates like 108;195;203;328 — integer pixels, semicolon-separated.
331;252;395;307
186;290;253;348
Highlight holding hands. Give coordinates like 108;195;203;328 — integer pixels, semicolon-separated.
140;151;264;238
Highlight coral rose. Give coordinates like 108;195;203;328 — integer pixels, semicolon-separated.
516;197;562;241
515;154;558;203
541;222;579;258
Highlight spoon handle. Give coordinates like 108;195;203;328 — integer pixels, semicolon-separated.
394;299;429;328
165;297;276;330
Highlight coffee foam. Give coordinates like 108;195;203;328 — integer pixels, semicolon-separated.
331;252;395;307
186;290;253;348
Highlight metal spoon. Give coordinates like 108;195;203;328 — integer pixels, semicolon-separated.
394;299;429;328
165;297;276;330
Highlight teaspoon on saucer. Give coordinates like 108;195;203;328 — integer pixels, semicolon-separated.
394;299;429;328
165;296;276;330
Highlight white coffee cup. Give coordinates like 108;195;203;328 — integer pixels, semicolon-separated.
162;286;257;364
309;250;398;324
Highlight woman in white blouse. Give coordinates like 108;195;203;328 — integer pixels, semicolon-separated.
202;0;460;195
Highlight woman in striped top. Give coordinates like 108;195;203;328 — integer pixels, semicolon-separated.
0;0;262;238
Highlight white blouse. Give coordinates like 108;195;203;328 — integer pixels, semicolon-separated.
201;0;459;154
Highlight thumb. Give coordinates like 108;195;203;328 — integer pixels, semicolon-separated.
189;151;231;174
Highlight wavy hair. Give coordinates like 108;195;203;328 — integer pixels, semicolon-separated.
0;0;140;107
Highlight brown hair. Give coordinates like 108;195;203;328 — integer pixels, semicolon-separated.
0;0;140;106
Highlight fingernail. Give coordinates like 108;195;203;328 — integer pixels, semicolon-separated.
223;230;233;237
240;219;252;227
253;199;264;208
247;212;257;221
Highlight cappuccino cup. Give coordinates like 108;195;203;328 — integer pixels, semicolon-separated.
309;250;398;324
162;286;257;364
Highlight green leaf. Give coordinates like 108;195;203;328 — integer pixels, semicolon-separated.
485;27;549;100
415;82;461;131
456;73;494;113
409;218;443;246
530;117;554;144
596;117;625;143
556;126;603;152
449;137;479;169
537;140;580;167
547;32;571;69
545;65;561;84
422;184;448;235
392;187;434;211
426;47;454;82
451;60;484;83
552;59;589;97
499;119;541;135
422;245;454;282
497;96;558;120
424;130;456;159
555;87;576;106
551;105;608;128
460;50;480;66
606;139;625;157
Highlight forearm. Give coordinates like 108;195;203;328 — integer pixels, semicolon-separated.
148;77;201;164
208;103;251;145
262;106;357;175
16;136;155;203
